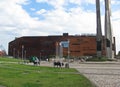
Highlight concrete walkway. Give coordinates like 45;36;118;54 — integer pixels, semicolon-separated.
39;61;120;87
70;62;120;87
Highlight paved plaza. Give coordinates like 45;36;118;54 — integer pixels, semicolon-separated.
40;61;120;87
70;62;120;87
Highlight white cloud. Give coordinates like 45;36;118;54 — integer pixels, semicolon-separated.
30;8;36;11
112;10;120;54
0;0;40;51
112;10;120;20
111;0;120;5
84;0;95;4
36;9;47;14
68;0;82;5
0;0;120;54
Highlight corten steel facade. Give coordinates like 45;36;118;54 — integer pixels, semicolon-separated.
8;33;116;59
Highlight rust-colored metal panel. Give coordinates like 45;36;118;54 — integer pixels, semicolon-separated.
8;34;114;59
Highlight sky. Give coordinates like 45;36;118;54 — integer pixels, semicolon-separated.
0;0;120;54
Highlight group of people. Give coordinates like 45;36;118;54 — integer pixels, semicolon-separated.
53;61;69;68
53;61;64;67
29;56;69;68
29;56;40;65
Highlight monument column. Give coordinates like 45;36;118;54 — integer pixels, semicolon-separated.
104;0;114;58
96;0;102;57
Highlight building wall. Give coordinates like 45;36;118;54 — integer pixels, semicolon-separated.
8;34;115;59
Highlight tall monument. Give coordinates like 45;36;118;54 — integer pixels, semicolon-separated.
96;0;102;57
104;0;114;58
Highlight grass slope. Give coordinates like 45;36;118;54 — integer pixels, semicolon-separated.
0;57;95;87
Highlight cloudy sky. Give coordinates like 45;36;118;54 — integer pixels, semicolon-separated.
0;0;120;54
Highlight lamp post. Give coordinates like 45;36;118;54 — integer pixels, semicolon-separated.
59;42;63;58
40;52;41;61
56;42;59;59
17;50;19;58
24;50;26;62
22;45;24;62
67;39;70;63
13;48;15;58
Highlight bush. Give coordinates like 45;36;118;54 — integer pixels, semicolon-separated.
86;57;108;61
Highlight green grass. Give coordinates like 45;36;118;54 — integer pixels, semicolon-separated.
86;57;117;62
0;57;95;87
0;57;22;62
86;57;108;61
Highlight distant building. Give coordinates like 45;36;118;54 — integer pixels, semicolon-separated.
8;33;116;59
0;51;6;56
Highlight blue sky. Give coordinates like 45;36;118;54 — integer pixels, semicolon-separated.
22;0;54;19
0;0;120;54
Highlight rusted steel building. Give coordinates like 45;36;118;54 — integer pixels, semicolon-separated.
8;33;116;59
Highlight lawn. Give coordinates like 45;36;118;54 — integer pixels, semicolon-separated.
0;57;95;87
